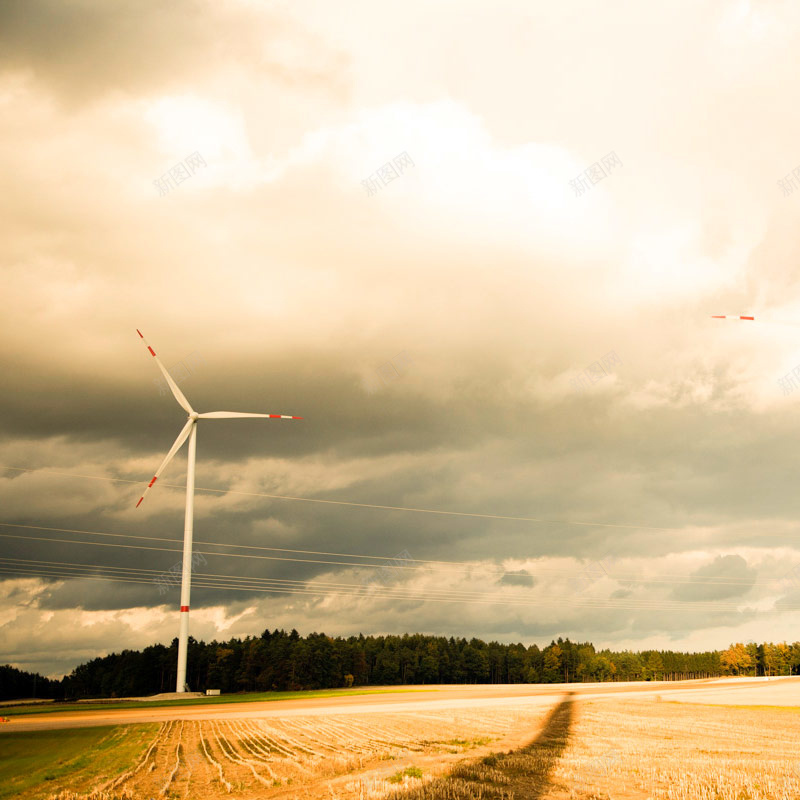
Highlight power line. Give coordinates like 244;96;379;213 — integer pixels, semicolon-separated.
0;464;692;533
0;522;789;587
0;555;744;602
1;556;796;613
0;521;532;575
0;564;791;613
3;467;796;605
0;556;553;604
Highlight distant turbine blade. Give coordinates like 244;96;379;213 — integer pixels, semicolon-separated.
710;315;755;320
136;329;194;414
136;418;195;507
198;411;303;420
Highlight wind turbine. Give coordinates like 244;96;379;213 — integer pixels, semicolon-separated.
135;329;302;692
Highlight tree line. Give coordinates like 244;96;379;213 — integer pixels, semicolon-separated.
4;632;800;701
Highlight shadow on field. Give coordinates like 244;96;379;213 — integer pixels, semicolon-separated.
389;692;576;799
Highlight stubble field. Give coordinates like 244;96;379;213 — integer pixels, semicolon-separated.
37;705;548;800
5;681;800;800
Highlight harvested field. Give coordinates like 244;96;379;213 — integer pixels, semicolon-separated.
554;698;800;800
15;690;800;799
37;704;554;800
389;697;800;800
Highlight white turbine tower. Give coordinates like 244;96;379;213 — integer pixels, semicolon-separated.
135;329;302;692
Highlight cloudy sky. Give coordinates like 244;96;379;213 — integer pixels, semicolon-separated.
3;0;800;678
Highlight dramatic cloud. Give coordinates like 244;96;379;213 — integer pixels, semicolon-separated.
671;554;758;602
3;0;800;677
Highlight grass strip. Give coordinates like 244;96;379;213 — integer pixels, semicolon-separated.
2;686;434;717
0;723;157;800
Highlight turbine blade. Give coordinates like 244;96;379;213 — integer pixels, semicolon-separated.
198;411;303;420
136;329;194;414
136;418;195;508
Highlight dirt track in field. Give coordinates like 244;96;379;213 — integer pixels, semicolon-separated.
5;676;799;733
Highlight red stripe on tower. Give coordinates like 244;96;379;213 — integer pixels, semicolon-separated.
180;606;189;612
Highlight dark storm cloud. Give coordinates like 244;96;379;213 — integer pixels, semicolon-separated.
35;576;163;612
4;384;800;619
0;347;531;462
5;0;800;677
8;333;800;541
498;569;535;587
670;555;757;602
0;0;348;106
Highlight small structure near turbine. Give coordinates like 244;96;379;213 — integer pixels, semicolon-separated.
135;329;302;692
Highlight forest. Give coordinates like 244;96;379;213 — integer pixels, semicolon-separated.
3;631;800;701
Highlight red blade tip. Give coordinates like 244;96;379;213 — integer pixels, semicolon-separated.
136;497;144;507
